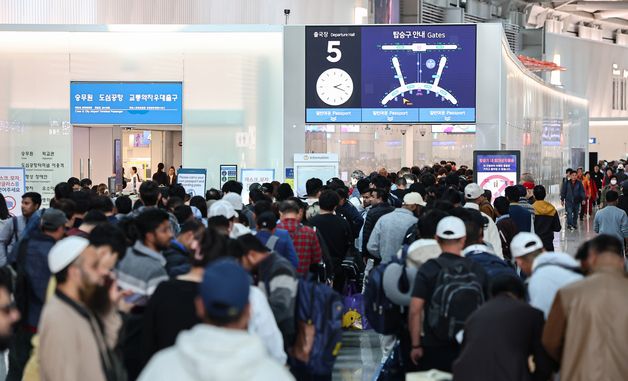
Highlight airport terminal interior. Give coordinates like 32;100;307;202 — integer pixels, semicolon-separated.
0;0;627;380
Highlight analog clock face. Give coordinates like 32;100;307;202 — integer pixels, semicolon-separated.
316;68;354;106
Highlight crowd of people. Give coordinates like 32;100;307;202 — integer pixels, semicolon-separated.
0;158;624;381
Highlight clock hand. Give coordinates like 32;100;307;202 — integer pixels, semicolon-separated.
333;84;348;95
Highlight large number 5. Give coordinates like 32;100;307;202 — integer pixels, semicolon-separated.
327;41;341;63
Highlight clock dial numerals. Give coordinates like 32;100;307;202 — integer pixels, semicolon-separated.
316;68;354;106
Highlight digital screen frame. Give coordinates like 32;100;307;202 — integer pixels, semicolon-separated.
305;24;477;124
473;150;521;202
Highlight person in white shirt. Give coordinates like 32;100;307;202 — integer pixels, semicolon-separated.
511;232;582;318
139;260;294;381
463;183;503;258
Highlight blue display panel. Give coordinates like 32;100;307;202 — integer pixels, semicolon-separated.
305;25;476;124
70;82;183;125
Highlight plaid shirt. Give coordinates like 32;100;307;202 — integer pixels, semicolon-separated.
277;218;322;275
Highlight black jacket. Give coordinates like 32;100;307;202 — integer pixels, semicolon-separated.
162;241;191;278
453;295;553;381
361;202;394;257
591;171;604;189
533;201;561;251
152;171;168;186
336;201;364;240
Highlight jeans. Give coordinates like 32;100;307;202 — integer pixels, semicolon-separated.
566;202;580;228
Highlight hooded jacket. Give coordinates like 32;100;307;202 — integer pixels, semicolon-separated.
138;325;294;381
532;200;561;251
403;239;441;268
528;252;583;318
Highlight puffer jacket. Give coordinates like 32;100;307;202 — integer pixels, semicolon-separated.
532;201;561;251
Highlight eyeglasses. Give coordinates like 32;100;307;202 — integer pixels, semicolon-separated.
0;301;16;315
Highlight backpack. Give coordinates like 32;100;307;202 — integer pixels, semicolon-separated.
426;258;484;341
402;223;418;246
265;235;279;252
289;278;343;376
465;251;517;278
364;253;405;335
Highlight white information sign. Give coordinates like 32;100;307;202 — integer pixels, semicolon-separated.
293;153;339;197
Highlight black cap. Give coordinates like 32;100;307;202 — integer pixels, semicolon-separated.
256;212;277;230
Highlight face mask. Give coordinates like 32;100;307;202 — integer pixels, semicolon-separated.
611;179;617;185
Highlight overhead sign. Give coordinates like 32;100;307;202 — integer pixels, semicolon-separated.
177;168;207;197
305;24;476;124
220;165;238;189
70;82;183;125
473;151;520;202
0;167;26;216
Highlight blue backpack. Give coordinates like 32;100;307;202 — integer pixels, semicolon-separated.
465;251;517;278
290;278;344;376
363;245;409;335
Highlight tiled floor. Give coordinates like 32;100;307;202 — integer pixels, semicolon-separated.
332;214;599;381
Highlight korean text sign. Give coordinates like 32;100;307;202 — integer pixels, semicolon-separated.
0;167;26;216
70;82;183;125
473;151;520;202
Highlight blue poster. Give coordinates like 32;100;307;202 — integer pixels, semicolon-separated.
305;25;476;123
70;82;182;125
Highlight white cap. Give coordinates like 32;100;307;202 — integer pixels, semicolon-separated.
223;193;244;211
510;232;543;258
209;200;237;219
403;192;426;206
436;216;466;239
48;237;90;274
464;183;483;200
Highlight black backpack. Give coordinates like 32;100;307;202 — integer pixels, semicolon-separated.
426;258;484;341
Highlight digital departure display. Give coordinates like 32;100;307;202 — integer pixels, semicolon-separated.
306;24;476;124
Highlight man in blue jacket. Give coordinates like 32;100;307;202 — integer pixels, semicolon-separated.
561;170;586;231
254;212;298;269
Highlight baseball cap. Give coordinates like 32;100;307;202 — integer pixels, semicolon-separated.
199;259;250;319
223;193;244;211
403;192;426;206
248;183;262;192
41;208;68;231
48;236;90;273
436;216;466;239
522;181;535;190
208;200;237;219
464;183;483;199
510;232;543;258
